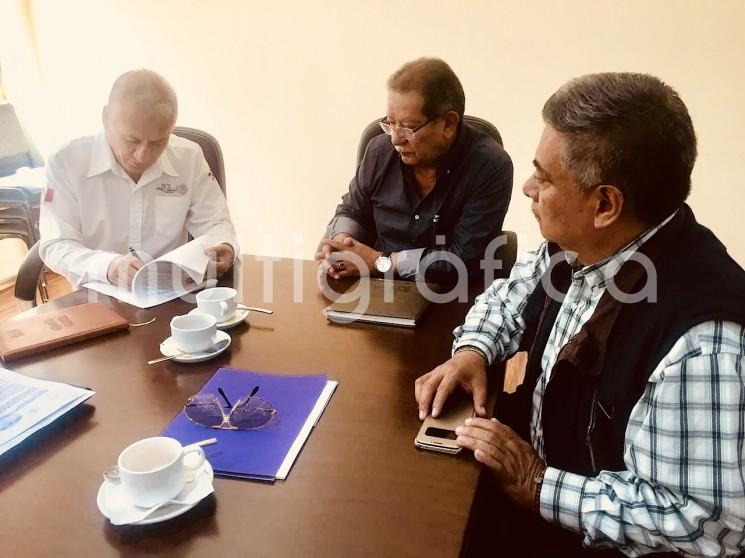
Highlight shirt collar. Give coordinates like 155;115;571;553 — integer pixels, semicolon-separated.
87;132;180;180
159;144;179;177
87;132;118;178
569;210;678;289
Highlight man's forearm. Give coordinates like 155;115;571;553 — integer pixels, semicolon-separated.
452;243;549;364
325;215;367;241
40;239;118;286
540;467;742;556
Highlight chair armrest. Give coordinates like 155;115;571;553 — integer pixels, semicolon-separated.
14;241;44;303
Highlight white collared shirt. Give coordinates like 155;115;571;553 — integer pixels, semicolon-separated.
39;132;237;286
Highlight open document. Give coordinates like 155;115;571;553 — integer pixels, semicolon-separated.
0;368;94;456
83;236;217;308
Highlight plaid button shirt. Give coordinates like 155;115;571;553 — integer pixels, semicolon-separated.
453;219;745;556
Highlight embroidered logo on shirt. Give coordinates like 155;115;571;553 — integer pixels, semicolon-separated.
43;187;54;202
156;183;188;195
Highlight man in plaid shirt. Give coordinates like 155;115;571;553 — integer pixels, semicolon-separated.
415;73;745;556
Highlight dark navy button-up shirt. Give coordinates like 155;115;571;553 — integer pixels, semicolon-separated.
327;121;513;282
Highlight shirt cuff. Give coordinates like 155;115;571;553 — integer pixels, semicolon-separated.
326;216;366;239
86;251;119;285
538;467;588;535
453;345;489;364
452;336;497;365
395;248;426;278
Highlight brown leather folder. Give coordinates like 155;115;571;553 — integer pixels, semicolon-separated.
0;302;129;361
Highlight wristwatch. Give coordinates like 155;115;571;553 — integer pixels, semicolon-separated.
374;252;393;274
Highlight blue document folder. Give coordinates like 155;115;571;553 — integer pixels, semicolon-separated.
161;368;330;480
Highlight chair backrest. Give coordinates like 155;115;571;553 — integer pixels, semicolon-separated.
495;230;518;279
356;115;503;166
173;126;226;194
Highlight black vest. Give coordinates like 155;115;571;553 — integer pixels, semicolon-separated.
501;205;745;475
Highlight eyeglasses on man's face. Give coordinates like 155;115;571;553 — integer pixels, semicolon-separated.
378;116;438;141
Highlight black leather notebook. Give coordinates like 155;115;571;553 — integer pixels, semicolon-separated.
324;278;430;328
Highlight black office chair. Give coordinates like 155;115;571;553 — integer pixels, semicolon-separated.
2;186;48;305
13;127;227;307
356;115;516;278
173;126;226;194
14;240;46;305
493;230;518;278
0;186;40;246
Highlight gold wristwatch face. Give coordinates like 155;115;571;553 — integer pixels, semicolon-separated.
375;254;392;273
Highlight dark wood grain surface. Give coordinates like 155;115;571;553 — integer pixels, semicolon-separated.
0;257;484;558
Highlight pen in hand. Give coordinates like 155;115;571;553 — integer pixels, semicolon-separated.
128;246;142;260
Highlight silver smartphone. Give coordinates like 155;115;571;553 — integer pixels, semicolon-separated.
414;393;476;454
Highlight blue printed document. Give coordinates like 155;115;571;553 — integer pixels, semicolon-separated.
161;368;337;480
0;367;94;456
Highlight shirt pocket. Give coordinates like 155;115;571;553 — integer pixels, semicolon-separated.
153;193;190;239
372;200;411;244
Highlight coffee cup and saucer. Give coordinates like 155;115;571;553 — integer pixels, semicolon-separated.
159;312;232;364
97;437;215;526
189;287;249;330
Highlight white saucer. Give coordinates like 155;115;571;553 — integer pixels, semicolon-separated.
97;461;214;526
188;307;249;330
159;330;231;363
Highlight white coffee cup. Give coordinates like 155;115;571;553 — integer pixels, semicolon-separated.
170;313;218;353
196;287;238;322
117;436;206;508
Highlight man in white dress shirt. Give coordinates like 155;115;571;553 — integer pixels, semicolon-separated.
39;69;237;288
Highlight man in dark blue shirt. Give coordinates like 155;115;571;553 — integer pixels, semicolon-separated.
316;58;513;284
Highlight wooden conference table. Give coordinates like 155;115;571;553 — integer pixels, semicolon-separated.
0;257;492;557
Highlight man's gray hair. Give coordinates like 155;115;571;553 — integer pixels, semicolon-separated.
542;72;697;225
108;69;178;125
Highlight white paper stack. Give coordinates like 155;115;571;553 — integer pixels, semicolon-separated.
0;367;94;456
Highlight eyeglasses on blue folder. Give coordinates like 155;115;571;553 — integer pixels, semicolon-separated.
184;386;276;430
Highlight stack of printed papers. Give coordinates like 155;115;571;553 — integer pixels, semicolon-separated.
83;236;217;309
0;368;94;456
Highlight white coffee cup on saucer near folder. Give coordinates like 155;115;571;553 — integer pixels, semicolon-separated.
170;313;219;353
117;436;205;508
195;287;238;322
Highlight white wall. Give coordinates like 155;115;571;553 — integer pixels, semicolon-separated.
2;0;744;268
